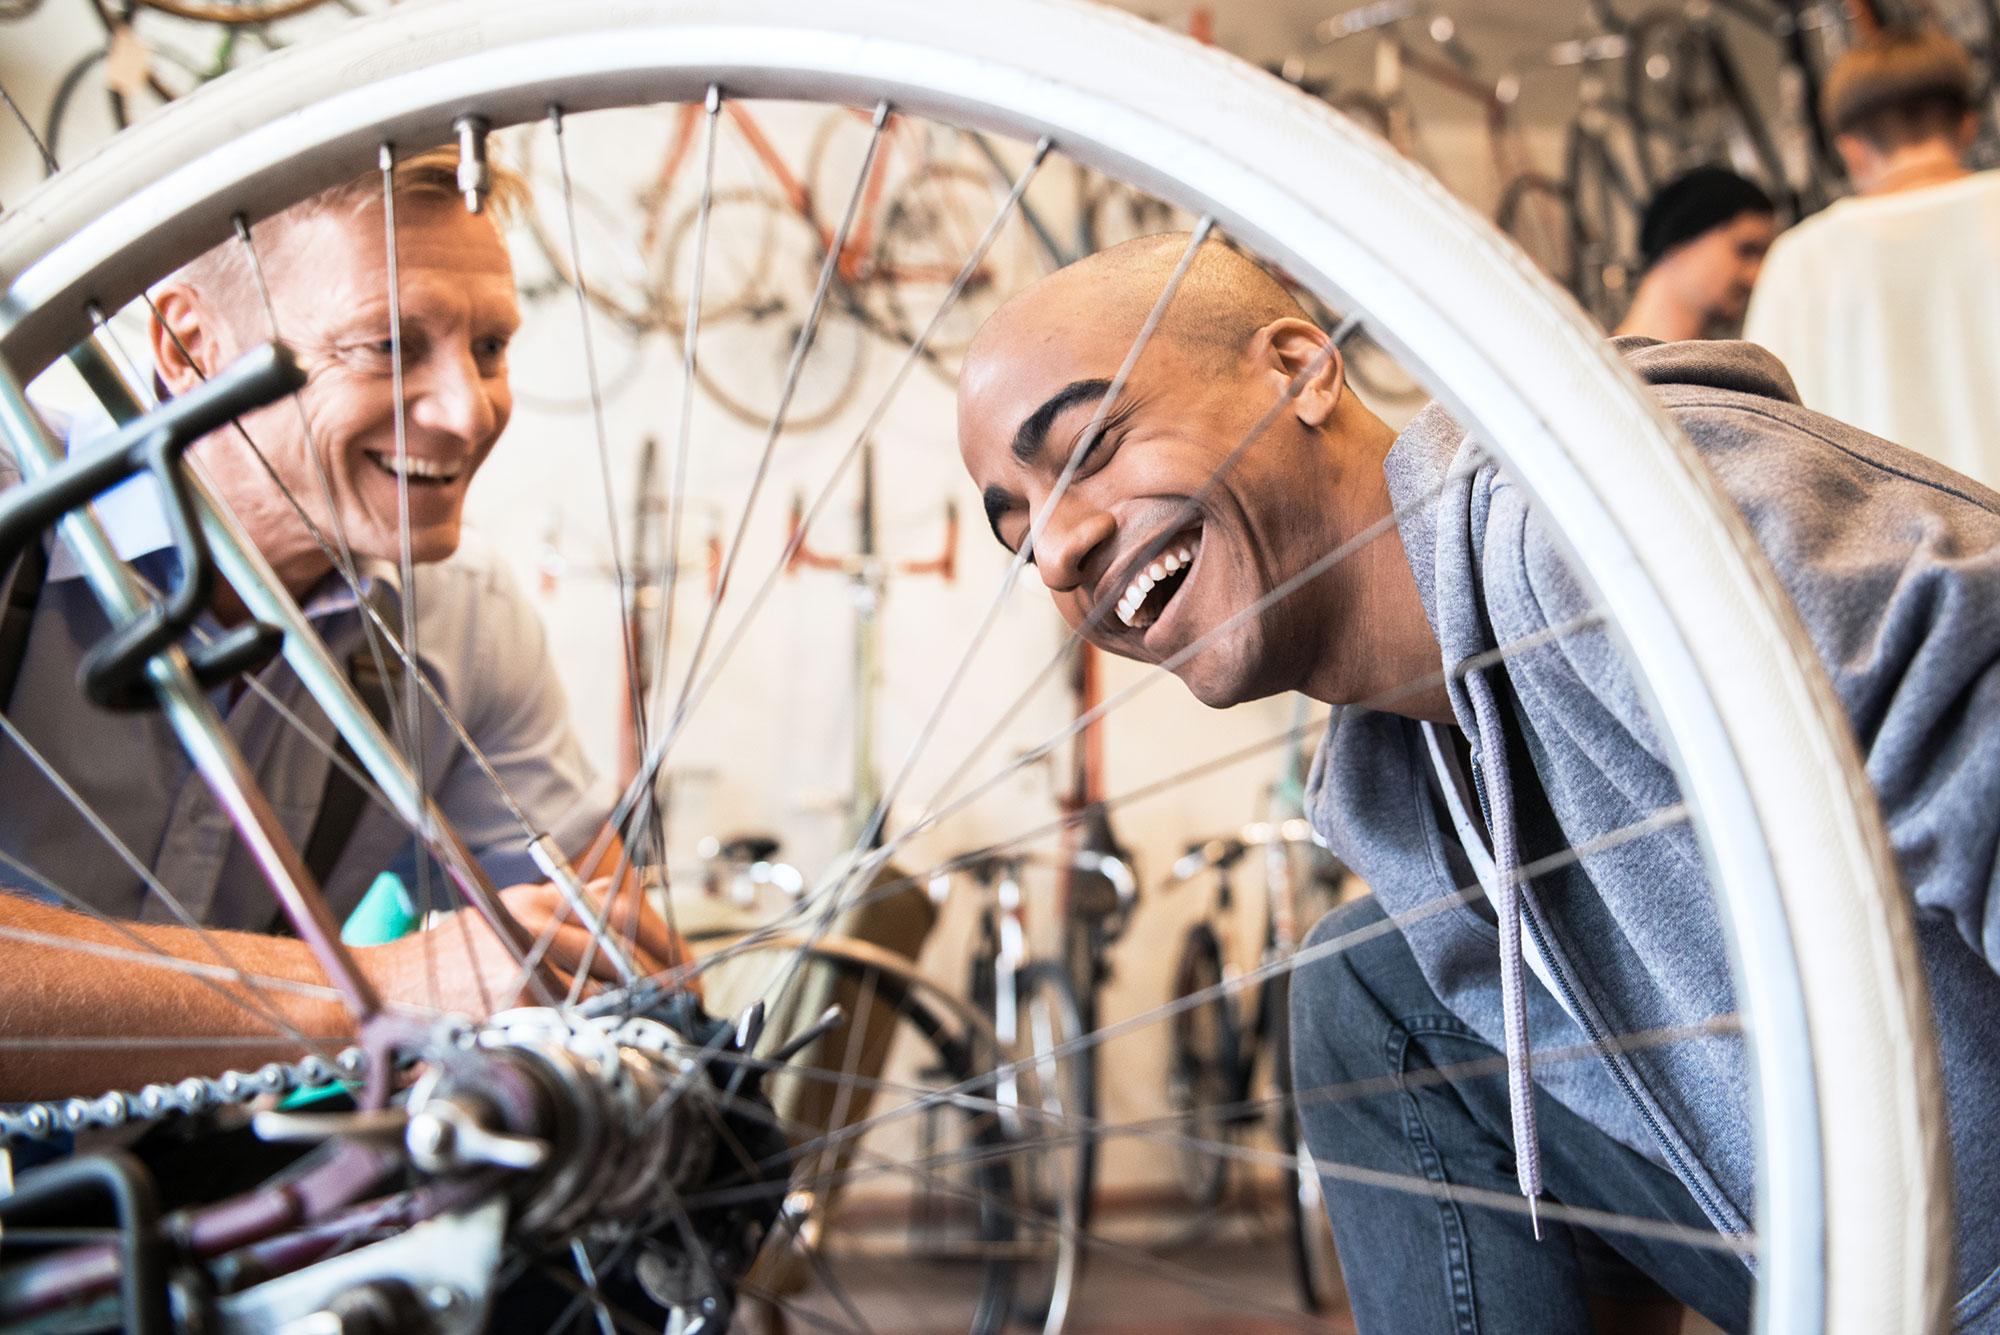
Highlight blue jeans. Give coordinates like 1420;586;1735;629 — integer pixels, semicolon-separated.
1289;896;1752;1335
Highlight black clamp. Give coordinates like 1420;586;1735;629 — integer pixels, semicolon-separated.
0;341;306;710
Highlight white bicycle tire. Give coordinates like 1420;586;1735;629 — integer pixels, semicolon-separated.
0;3;1950;1332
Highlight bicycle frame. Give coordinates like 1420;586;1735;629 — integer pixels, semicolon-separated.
0;346;535;1325
639;101;949;291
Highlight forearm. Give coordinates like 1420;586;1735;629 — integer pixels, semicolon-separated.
0;894;355;1103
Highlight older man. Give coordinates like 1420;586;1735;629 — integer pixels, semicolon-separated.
959;235;2000;1334
0;147;675;1104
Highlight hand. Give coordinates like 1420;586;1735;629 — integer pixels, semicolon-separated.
358;878;690;1016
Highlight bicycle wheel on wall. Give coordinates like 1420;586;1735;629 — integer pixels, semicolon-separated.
1166;922;1239;1210
0;4;1951;1334
659;189;870;430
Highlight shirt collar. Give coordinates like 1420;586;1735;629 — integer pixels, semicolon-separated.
44;407;177;581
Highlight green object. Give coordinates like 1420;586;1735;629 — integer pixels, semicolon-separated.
340;872;418;946
278;875;416;1109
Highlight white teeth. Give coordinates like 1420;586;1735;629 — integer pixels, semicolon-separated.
368;451;460;482
1113;538;1200;630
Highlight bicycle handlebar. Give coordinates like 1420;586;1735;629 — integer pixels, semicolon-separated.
947;847;1138;909
1168;818;1331;883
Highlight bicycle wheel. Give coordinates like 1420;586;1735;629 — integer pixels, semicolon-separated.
1008;961;1091;1332
1166;922;1240;1210
0;4;1952;1334
964;920;1090;1330
1563;118;1644;329
875;161;1044;382
659;189;870;431
134;0;337;20
1262;958;1345;1317
1496;170;1576;295
691;930;1019;1334
1285;1121;1346;1316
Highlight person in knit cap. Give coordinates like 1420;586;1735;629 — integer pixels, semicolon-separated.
1612;166;1776;341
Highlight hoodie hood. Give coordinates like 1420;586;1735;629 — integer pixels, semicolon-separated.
1385;337;1805;638
1371;335;1805;1232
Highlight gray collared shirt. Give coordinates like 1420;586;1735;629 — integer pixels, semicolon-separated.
0;430;612;931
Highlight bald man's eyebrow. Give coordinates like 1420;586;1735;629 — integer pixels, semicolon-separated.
1011;378;1116;466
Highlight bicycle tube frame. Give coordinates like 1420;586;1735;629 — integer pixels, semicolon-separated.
0;361;382;1025
71;342;566;1001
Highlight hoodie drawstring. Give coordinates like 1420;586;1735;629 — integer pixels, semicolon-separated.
1462;665;1545;1237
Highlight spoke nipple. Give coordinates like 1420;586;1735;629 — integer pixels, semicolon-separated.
454;114;491;215
705;84;722;114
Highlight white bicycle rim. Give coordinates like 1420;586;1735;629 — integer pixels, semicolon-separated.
0;3;1950;1332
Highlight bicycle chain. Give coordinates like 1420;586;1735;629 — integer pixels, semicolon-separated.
0;1046;367;1143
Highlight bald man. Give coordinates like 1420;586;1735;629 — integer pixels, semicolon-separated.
958;237;2000;1335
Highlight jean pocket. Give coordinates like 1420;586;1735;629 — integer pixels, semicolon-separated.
1957;1256;2000;1331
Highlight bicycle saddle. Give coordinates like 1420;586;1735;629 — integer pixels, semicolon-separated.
1184;836;1248;872
962;851;1018;886
716;834;782;864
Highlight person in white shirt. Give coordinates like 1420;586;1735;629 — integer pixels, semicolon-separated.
1742;25;2000;486
1613;167;1776;342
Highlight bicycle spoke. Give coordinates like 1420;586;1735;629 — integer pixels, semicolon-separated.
0;713;322;1050
710;801;1693;1173
377;141;446;1012
613;135;1054;849
649;87;723;751
652;98;888;742
549;105;656;882
230;213;419;758
567;1239;620;1335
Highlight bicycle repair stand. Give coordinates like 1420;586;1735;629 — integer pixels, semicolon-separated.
783;437;956;850
782;438;959;1232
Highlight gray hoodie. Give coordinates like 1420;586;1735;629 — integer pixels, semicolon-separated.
1305;337;2000;1325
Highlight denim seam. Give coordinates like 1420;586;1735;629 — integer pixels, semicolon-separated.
1389;1013;1486;1335
1957;1254;2000;1325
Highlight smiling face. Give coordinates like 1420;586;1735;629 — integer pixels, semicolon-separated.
153;191;519;595
957;239;1428;711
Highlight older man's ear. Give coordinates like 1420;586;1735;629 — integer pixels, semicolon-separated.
149;284;232;395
